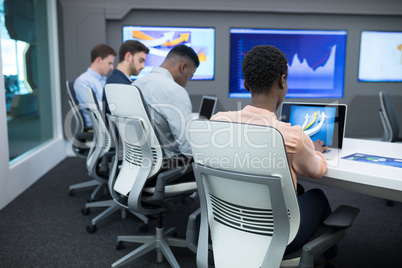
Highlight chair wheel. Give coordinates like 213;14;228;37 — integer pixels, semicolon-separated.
137;223;149;233
86;224;97;233
68;190;75;196
116;241;124;250
385;199;395;207
81;208;90;215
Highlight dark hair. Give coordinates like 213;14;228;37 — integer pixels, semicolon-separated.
118;40;149;62
241;45;288;94
90;44;116;63
167;44;200;67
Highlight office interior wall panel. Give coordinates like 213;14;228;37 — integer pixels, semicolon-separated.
60;2;402;139
0;0;66;211
61;6;106;80
59;0;402;16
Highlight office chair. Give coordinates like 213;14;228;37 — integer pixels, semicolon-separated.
80;87;148;233
105;84;198;267
379;91;402;142
189;120;359;268
66;80;111;199
65;80;93;158
379;91;401;206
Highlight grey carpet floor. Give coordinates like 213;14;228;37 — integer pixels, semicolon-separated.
0;157;402;267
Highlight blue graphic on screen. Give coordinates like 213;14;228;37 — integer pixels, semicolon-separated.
229;29;347;98
343;153;402;169
123;26;215;80
289;106;336;146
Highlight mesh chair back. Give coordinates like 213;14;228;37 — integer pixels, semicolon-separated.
189;120;300;268
105;84;163;197
66;80;89;131
84;87;112;177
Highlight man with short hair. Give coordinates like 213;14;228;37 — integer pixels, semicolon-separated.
103;40;149;115
211;45;338;267
74;44;116;127
132;44;200;159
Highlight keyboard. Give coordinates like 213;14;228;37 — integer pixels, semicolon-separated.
322;148;340;160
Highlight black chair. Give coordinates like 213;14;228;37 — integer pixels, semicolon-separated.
379;91;402;142
65;80;93;158
379;91;401;206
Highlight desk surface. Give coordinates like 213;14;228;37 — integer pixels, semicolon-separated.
300;138;402;202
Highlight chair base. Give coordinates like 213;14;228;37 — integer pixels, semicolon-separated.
112;227;187;268
83;200;148;233
69;180;105;201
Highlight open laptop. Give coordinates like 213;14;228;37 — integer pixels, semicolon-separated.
192;95;218;120
280;102;347;160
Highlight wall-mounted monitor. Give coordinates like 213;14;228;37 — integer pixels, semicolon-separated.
358;31;402;82
122;26;215;80
229;28;348;98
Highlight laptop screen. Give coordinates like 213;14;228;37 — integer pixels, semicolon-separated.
198;96;217;119
280;102;347;149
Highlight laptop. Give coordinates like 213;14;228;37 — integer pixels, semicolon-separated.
280;102;347;160
192;95;218;120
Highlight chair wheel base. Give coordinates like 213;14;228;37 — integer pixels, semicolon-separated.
116;241;124;250
385;199;395;206
86;224;97;233
81;208;90;215
137;223;149;233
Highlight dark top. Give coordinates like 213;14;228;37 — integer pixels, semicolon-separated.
103;69;132;115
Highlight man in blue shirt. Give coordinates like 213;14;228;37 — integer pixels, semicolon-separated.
104;40;149;115
74;44;116;127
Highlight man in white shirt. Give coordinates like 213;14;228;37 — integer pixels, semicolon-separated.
132;45;199;160
74;44;116;127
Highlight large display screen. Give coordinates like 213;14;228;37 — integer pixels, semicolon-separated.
229;29;348;98
122;26;215;80
358;31;402;82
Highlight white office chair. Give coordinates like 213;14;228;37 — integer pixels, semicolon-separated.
105;84;198;267
66;80;107;200
379;91;402;142
80;87;148;233
189;119;359;268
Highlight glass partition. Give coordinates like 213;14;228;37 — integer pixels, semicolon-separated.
1;0;54;161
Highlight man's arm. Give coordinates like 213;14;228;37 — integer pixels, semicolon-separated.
292;127;327;179
164;91;193;157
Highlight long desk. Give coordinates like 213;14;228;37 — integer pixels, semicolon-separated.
300;138;402;202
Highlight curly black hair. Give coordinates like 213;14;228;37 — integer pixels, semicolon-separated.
241;45;288;94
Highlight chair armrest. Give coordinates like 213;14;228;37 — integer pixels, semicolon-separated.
299;229;346;268
142;164;194;205
323;205;360;229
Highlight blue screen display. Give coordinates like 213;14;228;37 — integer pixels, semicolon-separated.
229;29;347;98
123;26;215;80
289;106;336;146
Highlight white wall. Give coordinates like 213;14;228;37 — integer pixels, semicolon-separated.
0;0;66;211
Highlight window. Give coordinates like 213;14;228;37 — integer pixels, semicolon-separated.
1;0;54;161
